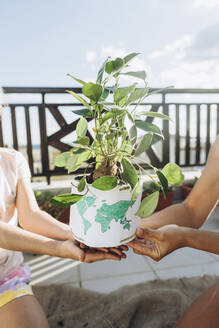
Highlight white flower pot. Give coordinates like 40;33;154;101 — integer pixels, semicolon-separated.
70;182;142;248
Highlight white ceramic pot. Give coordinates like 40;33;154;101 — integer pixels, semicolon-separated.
70;182;142;247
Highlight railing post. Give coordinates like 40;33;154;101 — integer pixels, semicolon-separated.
24;105;34;176
38;93;50;184
162;93;169;165
196;104;201;164
206;104;211;161
185;105;190;165
0;112;3;147
175;104;180;164
10;105;18;150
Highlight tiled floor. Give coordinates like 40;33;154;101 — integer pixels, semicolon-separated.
24;205;219;294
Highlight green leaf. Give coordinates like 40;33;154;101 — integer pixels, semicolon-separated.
101;112;116;124
76;117;88;138
125;87;149;106
66;90;92;111
135;191;159;218
131;179;141;200
123;52;140;64
114;84;137;107
156;170;169;198
67;74;86;85
95;154;104;168
161;163;184;186
121;70;146;81
101;88;110;101
105;57;124;74
135;120;163;136
135;133;152;156
53;152;71;167
126;111;134;123
151;134;163;145
96;58;108;83
139;111;173;122
66;150;91;173
129;125;137;145
77;136;90;146
121;158;138;189
51;194;84;208
82;82;103;103
72;108;93;118
92;176;117;191
77;177;86;192
66;155;80;173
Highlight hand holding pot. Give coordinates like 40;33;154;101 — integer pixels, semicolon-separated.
80;242;128;261
128;225;185;261
57;238;126;263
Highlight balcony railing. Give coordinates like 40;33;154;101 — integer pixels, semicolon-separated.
1;87;219;184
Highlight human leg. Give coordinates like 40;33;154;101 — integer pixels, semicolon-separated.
0;295;49;328
175;283;219;328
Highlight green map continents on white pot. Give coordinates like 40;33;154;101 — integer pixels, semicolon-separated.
69;180;142;247
51;52;184;247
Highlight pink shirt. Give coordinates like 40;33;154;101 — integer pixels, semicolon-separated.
0;148;31;281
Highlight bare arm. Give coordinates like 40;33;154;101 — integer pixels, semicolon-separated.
0;220;84;260
16;178;72;241
128;225;219;261
140;136;219;230
15;178;124;262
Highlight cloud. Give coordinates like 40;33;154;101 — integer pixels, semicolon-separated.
150;24;219;88
185;24;219;61
150;36;192;60
159;60;219;88
85;51;97;64
194;0;219;8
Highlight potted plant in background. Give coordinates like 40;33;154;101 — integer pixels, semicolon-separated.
51;52;184;247
142;182;174;212
181;176;199;200
141;161;185;212
35;191;70;224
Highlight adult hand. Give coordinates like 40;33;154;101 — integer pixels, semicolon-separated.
128;225;185;261
79;242;128;260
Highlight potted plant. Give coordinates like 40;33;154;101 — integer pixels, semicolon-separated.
181;176;199;200
51;52;184;247
35;190;70;224
142;181;174;211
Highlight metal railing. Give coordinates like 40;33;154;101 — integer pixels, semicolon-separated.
1;87;219;184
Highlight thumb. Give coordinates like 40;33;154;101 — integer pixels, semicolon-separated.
136;227;159;240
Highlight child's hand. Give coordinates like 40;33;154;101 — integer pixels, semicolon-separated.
57;238;128;263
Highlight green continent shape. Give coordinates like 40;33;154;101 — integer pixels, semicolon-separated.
95;200;135;233
77;196;96;234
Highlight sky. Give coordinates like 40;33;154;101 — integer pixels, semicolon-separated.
1;0;219;88
1;0;219;148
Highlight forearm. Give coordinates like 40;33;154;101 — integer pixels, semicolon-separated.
182;227;219;255
0;221;61;257
140;202;199;230
19;209;71;241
